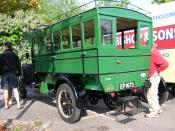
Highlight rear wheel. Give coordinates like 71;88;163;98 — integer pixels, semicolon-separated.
103;94;122;110
141;78;169;105
56;83;81;123
158;79;169;105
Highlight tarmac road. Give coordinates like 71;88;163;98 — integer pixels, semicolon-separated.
0;88;175;131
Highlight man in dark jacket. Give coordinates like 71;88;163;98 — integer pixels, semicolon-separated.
0;42;22;109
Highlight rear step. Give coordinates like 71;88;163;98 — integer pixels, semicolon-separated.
117;96;141;116
124;108;144;117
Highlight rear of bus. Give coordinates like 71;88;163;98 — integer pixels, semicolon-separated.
97;7;152;95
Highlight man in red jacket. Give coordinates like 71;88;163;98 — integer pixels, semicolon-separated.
145;43;169;118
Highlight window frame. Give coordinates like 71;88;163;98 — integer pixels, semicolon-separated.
71;23;82;49
82;17;98;49
61;27;71;50
45;33;53;52
53;30;62;51
116;17;138;50
33;37;39;55
138;21;152;49
99;15;116;48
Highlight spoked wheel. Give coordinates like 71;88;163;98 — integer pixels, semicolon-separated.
56;83;81;123
103;94;122;110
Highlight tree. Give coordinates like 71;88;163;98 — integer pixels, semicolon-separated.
35;0;84;24
0;0;83;63
0;10;45;63
151;0;175;4
0;0;39;14
96;0;130;7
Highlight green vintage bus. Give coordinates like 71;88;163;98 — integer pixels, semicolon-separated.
26;0;153;123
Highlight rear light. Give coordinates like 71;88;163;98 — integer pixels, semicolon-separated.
109;92;116;97
132;88;140;93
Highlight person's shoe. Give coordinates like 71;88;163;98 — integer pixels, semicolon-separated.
4;106;9;109
16;105;24;110
158;109;163;114
145;113;158;118
8;99;13;106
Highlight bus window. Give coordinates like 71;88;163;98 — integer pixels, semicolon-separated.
40;36;45;54
54;31;61;50
46;34;52;51
72;24;81;48
116;18;137;49
100;20;112;44
33;38;39;54
140;25;149;47
62;28;70;49
84;20;95;47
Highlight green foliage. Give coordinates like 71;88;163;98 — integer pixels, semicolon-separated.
0;0;83;63
151;0;174;4
34;120;43;127
36;0;83;23
14;41;32;64
14;126;22;131
0;0;30;15
0;10;45;63
96;0;130;7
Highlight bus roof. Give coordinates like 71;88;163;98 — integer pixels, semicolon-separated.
32;0;151;34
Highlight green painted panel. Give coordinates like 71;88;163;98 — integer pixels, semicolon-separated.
99;74;116;93
116;72;138;91
85;76;103;91
54;58;83;73
39;82;48;94
84;58;98;74
83;49;98;74
39;55;53;73
98;57;116;74
137;70;149;86
116;71;148;91
116;56;147;73
53;50;83;73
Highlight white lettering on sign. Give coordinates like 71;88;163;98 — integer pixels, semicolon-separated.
153;28;175;41
116;25;175;49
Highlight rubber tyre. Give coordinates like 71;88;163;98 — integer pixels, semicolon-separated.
103;94;122;110
141;78;169;105
56;83;81;123
172;88;175;97
18;78;27;99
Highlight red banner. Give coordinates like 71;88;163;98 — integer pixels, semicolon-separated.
116;25;175;49
154;24;175;49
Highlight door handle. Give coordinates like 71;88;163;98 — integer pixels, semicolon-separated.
80;52;86;56
116;60;121;64
50;56;56;59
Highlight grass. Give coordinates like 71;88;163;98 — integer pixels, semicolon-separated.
14;126;22;131
34;120;43;127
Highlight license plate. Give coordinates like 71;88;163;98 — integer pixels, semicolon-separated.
119;82;135;90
